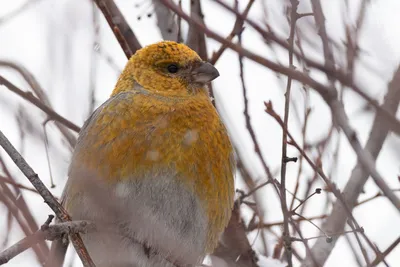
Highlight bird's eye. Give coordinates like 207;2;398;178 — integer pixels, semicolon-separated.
167;64;179;73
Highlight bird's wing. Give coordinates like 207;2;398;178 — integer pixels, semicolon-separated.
45;92;136;267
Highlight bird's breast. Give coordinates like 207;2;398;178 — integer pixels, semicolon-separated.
72;92;234;252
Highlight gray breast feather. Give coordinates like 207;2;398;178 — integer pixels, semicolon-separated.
65;163;207;266
63;90;209;266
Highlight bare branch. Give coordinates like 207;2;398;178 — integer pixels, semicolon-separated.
371;236;400;266
186;0;207;60
277;1;303;265
301;65;400;266
0;219;95;265
93;0;141;58
152;0;179;41
0;130;95;267
0;76;80;133
0;61;77;148
212;203;258;267
209;0;255;65
0;176;38;194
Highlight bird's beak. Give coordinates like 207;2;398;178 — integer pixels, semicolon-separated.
191;62;220;83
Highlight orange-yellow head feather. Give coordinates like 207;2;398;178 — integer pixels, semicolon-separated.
113;41;219;97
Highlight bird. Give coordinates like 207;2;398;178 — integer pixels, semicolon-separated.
47;41;235;267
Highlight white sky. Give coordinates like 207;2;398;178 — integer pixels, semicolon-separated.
1;0;400;266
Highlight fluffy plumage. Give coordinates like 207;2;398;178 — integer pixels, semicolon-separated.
48;41;235;267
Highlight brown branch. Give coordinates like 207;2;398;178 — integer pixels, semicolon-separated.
300;66;400;266
0;130;95;267
186;0;207;61
162;0;400;148
0;176;38;194
160;2;400;262
212;202;258;267
210;0;400;137
0;189;47;265
356;189;400;206
310;0;335;84
209;0;255;65
0;60;77;147
93;0;141;59
247;214;328;231
0;75;80;133
0;219;96;265
159;0;338;107
279;1;300;265
371;236;400;266
0;159;49;263
237;25;274;183
88;3;100;117
265;102;373;263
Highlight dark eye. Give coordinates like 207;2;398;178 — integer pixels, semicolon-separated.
167;64;179;73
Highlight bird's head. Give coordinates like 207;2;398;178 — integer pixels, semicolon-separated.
113;41;219;97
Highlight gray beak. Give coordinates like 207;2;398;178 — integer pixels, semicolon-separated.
191;62;220;83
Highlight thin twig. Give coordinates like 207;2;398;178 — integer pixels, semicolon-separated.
209;0;255;65
0;130;95;267
279;1;299;265
0;61;77;148
209;0;400;136
88;2;100;116
265;102;372;263
0;176;38;194
247;214;327;231
0;220;96;265
0;76;80;133
371;236;400;266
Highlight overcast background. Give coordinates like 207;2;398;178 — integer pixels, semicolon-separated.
1;0;400;266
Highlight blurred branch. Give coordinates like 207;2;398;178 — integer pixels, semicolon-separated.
161;1;400;146
247;214;327;231
212;202;258;267
152;0;179;41
0;186;48;265
209;0;254;65
185;0;216;105
329;91;400;209
0;218;95;265
88;3;100;116
344;234;363;267
356;189;400;206
166;0;400;213
0;61;77;148
0;130;95;267
156;0;347;111
310;0;335;84
186;0;207;60
93;0;141;58
0;76;80;133
344;0;368;82
211;0;400;136
265;102;373;264
301;65;400;267
0;175;38;194
0;0;43;26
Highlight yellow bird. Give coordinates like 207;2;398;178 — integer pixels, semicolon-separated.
49;41;235;267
